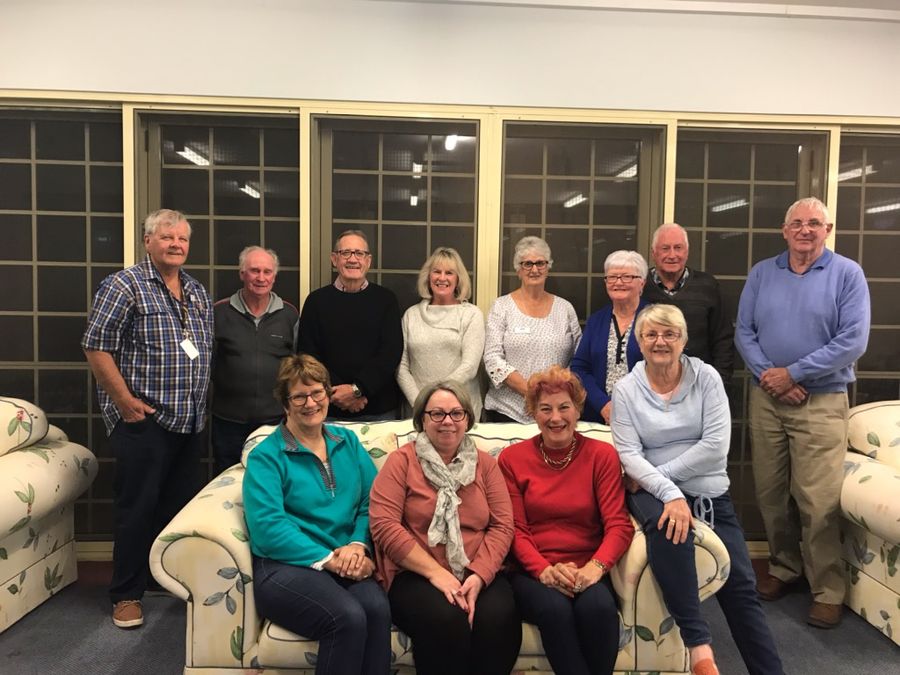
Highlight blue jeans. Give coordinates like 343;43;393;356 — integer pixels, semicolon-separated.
510;572;619;675
252;557;391;675
211;415;281;476
628;490;784;675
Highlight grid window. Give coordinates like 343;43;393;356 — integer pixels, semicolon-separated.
674;129;828;539
835;134;900;405
0;112;123;541
501;125;663;321
320;121;478;311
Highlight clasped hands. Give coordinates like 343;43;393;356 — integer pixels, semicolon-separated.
330;384;368;413
324;543;374;581
539;560;604;598
759;367;808;406
427;567;485;626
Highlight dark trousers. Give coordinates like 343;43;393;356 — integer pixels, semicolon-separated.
211;415;280;475
389;571;521;675
253;557;391;675
510;572;619;675
628;490;784;675
109;417;201;603
483;409;519;424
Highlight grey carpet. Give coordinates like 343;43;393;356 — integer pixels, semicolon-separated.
1;580;897;674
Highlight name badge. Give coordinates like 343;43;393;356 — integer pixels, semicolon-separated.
180;338;200;360
512;325;532;335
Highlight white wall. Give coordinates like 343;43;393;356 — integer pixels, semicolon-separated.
1;0;899;117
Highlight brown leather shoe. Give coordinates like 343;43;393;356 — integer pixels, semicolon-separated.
112;599;143;628
807;601;842;628
756;574;791;601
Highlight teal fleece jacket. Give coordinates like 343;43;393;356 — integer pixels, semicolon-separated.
243;424;377;566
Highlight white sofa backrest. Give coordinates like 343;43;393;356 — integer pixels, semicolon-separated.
0;397;49;457
847;400;900;472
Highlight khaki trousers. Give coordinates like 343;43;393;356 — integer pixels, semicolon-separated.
748;385;848;604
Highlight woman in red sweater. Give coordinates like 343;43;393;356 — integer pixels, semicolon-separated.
498;365;634;675
369;381;521;675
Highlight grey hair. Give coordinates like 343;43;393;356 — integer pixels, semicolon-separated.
411;380;477;433
513;236;553;270
143;209;191;237
333;229;369;251
238;246;280;274
603;250;648;279
416;247;472;301
634;304;688;346
651;223;689;251
784;197;831;225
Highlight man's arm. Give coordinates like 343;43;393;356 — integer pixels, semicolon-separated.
734;266;774;380
354;291;403;399
84;349;155;422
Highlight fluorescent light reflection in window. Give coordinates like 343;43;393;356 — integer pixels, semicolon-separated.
865;202;900;214
444;134;458;151
563;193;587;209
240;184;260;199
710;198;749;213
176;147;209;166
838;164;876;182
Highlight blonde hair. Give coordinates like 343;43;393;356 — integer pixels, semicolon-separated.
634;305;688;346
416;247;472;301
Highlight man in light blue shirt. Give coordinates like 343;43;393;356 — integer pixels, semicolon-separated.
735;197;870;630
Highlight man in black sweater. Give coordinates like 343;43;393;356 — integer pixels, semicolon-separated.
642;223;734;387
297;229;403;420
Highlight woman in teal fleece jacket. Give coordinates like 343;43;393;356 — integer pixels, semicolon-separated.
243;354;391;675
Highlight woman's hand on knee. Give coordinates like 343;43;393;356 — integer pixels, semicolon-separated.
539;562;577;597
573;561;604;593
658;498;692;545
332;543;368;577
427;566;466;609
458;573;485;626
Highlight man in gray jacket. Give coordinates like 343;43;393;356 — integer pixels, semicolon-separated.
211;246;298;474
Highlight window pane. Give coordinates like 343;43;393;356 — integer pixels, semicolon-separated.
264;128;299;167
864;186;900;231
38;317;85;361
676;141;704;179
161;169;209;215
0;118;30;158
708;143;750;180
383;175;426;222
162;126;210;166
36;120;84;161
334;131;378;170
674;181;704;227
36;164;86;211
505;137;542;175
90;165;123;213
706;184;750;229
503;178;542;224
0;317;33;361
545;227;588;273
590;228;638;273
431;176;475;223
38;266;86;312
754;184;796;228
382;224;428;269
0;164;32;209
596;140;640;178
91;216;124;264
0;266;32;310
547;179;590;225
265;220;299;267
546;138;590;176
264;170;299;218
90;122;123;162
383;133;427;172
214;170;261;217
431;226;474;270
37;215;86;262
213;127;259;166
333;173;378;220
213;219;259;266
2;214;33;260
755;143;799;182
431;134;476;173
593;181;638;225
705;231;749;276
39;369;88;414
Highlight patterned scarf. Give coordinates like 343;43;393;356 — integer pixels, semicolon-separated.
414;431;478;580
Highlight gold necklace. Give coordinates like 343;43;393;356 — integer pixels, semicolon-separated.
539;436;578;470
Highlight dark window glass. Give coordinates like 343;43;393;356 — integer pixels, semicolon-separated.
2;213;33;260
0;316;33;361
37;215;87;262
0;164;32;209
90;165;124;213
36;164;86;211
38;266;87;312
0;266;32;310
0;119;31;158
90;122;123;162
36;120;84;161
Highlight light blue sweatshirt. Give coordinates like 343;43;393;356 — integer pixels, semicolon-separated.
611;355;730;504
734;249;870;393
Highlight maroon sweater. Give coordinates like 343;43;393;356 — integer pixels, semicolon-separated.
498;433;633;577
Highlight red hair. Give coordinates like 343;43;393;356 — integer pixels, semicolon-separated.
524;365;587;416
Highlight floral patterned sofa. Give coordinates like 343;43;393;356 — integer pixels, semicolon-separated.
841;400;900;645
0;397;97;633
150;419;731;674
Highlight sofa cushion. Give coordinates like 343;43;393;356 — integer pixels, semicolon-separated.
0;397;49;457
847;401;900;472
359;432;399;470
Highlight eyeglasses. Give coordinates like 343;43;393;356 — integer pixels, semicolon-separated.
424;408;468;422
786;219;827;231
519;260;550;270
334;249;371;260
641;331;682;343
286;389;328;406
603;274;641;284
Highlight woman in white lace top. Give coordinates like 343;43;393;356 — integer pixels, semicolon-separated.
483;236;582;423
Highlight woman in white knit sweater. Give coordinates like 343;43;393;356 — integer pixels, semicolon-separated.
396;247;485;420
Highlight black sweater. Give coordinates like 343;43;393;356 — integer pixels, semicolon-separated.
643;268;734;384
297;283;403;417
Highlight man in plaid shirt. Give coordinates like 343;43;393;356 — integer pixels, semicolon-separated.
82;209;213;629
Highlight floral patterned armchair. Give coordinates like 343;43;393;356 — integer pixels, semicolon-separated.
0;397;97;633
841;400;900;645
150;419;731;674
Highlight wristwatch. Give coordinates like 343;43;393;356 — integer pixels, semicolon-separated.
351;383;363;398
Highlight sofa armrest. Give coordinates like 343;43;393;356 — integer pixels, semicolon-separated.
611;516;729;667
842;450;900;545
149;466;260;669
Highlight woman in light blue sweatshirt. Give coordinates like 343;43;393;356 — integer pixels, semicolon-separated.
611;305;782;675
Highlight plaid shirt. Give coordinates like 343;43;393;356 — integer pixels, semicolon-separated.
650;266;690;296
82;257;213;435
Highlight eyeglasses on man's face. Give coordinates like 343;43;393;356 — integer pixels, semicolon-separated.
424;408;468;422
287;389;328;406
334;249;371;260
604;274;641;284
519;260;550;270
641;330;682;343
785;219;827;231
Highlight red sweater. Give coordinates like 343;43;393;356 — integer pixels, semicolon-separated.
498;433;634;578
